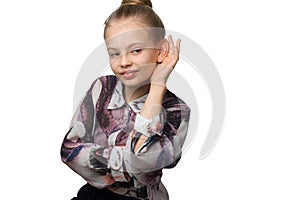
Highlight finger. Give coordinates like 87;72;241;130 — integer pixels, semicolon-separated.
168;35;175;53
176;39;181;52
165;38;170;55
174;39;180;61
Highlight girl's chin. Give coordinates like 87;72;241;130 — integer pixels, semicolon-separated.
119;78;150;88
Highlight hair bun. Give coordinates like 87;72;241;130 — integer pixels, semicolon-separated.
121;0;152;8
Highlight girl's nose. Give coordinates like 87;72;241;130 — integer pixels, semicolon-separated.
120;54;132;67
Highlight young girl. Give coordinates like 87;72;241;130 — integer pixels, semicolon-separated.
61;0;190;199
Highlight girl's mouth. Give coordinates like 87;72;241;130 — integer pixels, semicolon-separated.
120;70;138;80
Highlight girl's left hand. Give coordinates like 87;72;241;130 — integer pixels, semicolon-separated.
150;35;181;85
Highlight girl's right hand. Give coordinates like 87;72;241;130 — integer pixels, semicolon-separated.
150;35;181;85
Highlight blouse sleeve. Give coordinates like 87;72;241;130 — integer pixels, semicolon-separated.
60;78;129;189
123;95;191;186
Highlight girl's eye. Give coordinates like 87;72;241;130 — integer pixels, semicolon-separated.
110;52;120;57
131;48;143;55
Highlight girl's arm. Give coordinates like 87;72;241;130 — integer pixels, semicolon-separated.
133;35;180;153
123;36;191;187
133;83;166;153
60;77;129;189
124;90;190;186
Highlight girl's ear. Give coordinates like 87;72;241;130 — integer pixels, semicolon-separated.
157;39;169;63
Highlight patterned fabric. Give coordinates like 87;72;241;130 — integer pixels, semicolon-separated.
61;75;190;200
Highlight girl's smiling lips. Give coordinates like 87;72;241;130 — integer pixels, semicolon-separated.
120;70;139;80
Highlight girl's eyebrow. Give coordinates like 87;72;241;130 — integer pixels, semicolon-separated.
107;47;118;51
107;42;147;51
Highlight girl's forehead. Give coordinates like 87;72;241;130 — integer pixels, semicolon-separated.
106;19;147;38
105;27;159;49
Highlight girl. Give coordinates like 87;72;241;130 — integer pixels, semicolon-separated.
61;0;190;199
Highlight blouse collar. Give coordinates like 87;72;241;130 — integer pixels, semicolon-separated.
107;79;149;113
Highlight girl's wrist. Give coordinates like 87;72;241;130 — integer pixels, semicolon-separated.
150;81;166;88
150;82;167;95
149;82;166;102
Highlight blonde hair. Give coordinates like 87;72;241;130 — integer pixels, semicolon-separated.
104;0;165;41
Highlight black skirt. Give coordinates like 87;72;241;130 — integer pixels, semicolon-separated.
71;183;138;200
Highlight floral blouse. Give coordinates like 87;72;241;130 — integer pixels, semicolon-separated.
61;75;190;200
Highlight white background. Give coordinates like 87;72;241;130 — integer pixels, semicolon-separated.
1;0;299;199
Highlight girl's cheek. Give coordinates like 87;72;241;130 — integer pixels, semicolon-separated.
110;58;119;67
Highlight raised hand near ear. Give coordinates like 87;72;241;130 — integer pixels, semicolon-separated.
135;36;181;153
150;35;181;86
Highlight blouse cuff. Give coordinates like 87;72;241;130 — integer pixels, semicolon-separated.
134;112;165;137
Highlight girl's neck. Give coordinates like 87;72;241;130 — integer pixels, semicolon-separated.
123;83;150;103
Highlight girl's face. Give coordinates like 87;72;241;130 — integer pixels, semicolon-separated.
105;19;160;88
